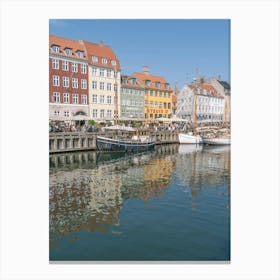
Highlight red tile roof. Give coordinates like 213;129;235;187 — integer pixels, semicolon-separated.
133;72;172;91
121;75;144;89
49;35;87;61
188;83;223;97
82;40;121;71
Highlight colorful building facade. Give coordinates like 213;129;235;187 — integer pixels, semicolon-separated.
120;75;145;120
134;67;173;123
49;35;89;121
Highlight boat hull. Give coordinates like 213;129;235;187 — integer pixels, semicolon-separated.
203;138;231;145
96;136;156;152
178;133;202;144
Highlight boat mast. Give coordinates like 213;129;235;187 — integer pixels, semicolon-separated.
193;66;198;136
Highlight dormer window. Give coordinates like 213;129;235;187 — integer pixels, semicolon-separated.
76;51;83;58
145;80;151;87
92;56;98;62
165;83;170;89
111;60;116;66
51;45;60;53
155;82;160;88
64;48;72;56
131;78;136;85
101;58;107;64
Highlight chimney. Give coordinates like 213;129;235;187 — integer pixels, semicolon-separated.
142;66;150;75
99;40;104;46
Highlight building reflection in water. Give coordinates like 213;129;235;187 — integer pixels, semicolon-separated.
50;144;230;248
49;145;177;247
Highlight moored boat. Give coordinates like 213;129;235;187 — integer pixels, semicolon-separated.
96;136;156;152
178;133;203;144
203;137;230;145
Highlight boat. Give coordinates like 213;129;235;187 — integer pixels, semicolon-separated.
203;137;230;145
178;132;203;144
178;67;203;144
96;136;156;152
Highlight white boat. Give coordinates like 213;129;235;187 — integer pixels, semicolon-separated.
178;133;202;144
203;137;230;145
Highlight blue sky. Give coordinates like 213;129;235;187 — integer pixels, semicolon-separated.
49;19;230;88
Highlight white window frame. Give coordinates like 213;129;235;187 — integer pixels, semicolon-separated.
92;94;97;103
52;59;59;69
100;95;105;104
107;83;112;91
92;109;98;118
100;109;105;118
81;94;87;104
52;45;59;53
107;69;112;78
100;68;105;77
81;63;87;74
100;82;105;90
77;51;83;58
64;111;70;117
62;77;69;88
62;60;69;71
72;62;78;72
101;58;107;64
63;93;69;103
72;93;79;104
92;67;98;76
53;92;60;103
72;78;78;88
92;56;98;63
81;79;87;89
107;95;112;104
52;75;59;86
92;81;97;89
64;48;72;56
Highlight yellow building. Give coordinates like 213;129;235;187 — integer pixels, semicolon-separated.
134;66;173;123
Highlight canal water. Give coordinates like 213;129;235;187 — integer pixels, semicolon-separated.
49;144;230;261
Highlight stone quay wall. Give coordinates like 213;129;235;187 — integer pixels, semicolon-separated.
49;130;179;154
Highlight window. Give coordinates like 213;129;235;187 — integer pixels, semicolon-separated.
150;90;154;96
145;80;151;86
64;48;72;56
53;92;60;103
100;95;104;104
81;95;87;104
101;58;107;64
72;94;78;104
63;93;69;103
54;110;60;116
155;82;160;88
81;64;87;74
72;78;78;88
100;68;105;77
52;45;59;53
92;56;98;62
111;60;116;66
107;69;112;78
107;96;112;104
92;81;97;89
107;110;112;118
52;75;59;86
52;59;59;69
100;109;105;118
81;79;87;89
64;111;70;117
62;60;69;71
92;109;98;118
107;83;112;91
92;67;98;76
100;82;105;90
62;77;69;88
72;63;78;72
92;95;97;103
77;51;83;58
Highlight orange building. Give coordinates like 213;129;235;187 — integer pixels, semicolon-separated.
134;66;173;123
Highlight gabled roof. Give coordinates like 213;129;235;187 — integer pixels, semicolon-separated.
188;84;223;97
133;72;172;91
49;35;87;60
82;40;121;70
121;75;144;89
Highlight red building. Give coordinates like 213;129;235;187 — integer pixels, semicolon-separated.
49;35;89;121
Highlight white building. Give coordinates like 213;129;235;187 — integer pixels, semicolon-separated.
176;84;225;122
82;40;121;123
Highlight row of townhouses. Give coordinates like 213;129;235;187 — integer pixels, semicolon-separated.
49;35;230;123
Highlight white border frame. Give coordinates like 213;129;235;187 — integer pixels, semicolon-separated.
1;0;279;279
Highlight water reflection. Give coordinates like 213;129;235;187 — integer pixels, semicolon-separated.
49;144;230;256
